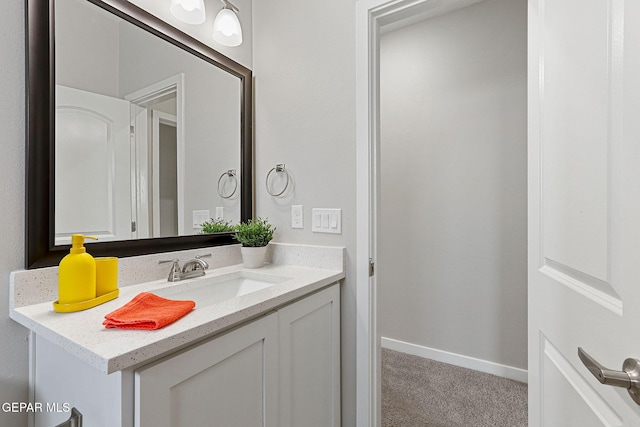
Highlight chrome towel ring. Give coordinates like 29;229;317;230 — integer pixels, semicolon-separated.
217;169;238;199
265;163;290;197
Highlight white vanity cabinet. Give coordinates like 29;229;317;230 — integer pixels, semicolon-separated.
278;283;341;427
32;283;340;427
136;282;340;427
136;312;279;427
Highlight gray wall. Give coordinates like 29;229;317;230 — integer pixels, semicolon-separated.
56;0;120;96
159;123;179;236
252;0;357;424
379;0;528;370
0;2;29;426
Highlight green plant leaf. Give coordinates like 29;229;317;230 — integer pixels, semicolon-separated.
234;217;275;247
199;218;235;234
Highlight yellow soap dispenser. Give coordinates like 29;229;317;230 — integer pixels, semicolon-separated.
57;234;98;305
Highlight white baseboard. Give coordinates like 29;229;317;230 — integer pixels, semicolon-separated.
381;337;528;384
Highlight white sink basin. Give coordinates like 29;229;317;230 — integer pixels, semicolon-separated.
154;271;291;308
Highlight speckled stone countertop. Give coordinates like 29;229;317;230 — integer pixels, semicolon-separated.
9;243;345;374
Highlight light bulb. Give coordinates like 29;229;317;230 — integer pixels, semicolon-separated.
170;0;206;25
213;8;243;46
180;0;198;11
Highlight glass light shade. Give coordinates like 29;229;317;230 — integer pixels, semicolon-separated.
213;8;243;47
170;0;206;25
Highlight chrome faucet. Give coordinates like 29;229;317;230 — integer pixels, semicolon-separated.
159;254;212;282
183;254;211;272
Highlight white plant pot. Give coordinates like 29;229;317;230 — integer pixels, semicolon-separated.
241;246;268;269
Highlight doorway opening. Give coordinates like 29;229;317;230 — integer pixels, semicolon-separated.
153;111;179;237
125;74;185;239
356;0;526;425
378;0;527;423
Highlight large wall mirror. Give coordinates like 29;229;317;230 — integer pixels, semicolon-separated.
26;0;253;268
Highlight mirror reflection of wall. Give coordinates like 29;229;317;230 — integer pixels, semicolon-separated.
54;0;242;244
158;118;178;237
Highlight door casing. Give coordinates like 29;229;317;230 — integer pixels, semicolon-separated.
356;0;486;425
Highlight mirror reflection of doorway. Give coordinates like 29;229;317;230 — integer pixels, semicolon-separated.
154;112;178;237
126;74;184;239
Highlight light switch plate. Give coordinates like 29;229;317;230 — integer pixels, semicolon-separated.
312;208;341;234
292;205;303;229
215;207;224;220
192;210;210;228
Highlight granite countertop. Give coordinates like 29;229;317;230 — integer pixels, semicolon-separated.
10;244;345;374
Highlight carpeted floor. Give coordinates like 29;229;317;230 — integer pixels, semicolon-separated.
382;348;527;427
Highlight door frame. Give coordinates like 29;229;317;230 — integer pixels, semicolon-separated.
355;0;486;425
125;74;185;238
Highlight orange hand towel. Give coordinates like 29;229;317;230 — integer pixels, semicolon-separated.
103;292;195;330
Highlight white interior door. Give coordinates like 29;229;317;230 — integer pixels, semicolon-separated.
529;0;640;425
55;85;132;243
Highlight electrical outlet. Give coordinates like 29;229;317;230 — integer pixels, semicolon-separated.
292;205;303;229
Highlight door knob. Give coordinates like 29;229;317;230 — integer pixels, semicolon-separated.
578;347;640;405
54;407;82;427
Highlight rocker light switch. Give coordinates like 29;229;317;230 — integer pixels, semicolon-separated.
312;208;341;234
330;213;338;228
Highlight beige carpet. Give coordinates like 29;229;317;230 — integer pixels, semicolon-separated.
382;348;527;426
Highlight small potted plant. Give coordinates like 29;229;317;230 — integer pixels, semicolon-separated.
199;218;235;234
234;217;275;268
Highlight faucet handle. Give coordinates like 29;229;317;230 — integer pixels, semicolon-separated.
195;253;212;269
159;259;181;281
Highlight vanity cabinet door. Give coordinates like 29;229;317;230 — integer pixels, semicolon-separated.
33;334;131;427
278;283;341;427
135;312;278;427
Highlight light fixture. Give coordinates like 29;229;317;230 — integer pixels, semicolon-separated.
170;0;206;25
213;0;243;47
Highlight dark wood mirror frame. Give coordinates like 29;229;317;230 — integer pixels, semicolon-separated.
25;0;253;269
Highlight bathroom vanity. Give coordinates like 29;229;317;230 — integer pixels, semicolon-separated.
10;244;344;427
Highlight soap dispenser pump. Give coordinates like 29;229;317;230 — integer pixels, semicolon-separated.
58;234;98;305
